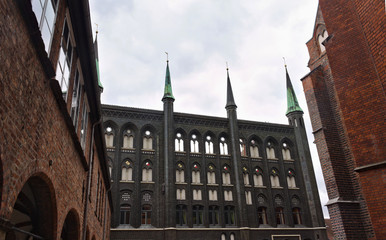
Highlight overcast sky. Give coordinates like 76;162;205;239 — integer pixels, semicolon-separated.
89;0;329;217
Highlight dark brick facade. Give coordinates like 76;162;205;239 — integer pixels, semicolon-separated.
0;0;112;239
302;2;385;239
103;67;327;240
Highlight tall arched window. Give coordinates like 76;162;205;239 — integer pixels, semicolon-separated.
230;233;235;240
209;190;218;201
175;132;184;152
287;169;296;188
224;206;235;225
250;139;260;158
257;207;268;225
190;134;199;153
207;164;216;184
240;139;246;156
120;204;131;225
209;206;219;226
219;137;228;155
205;135;214;154
123;129;134;149
270;169;280;187
176;189;186;200
266;141;276;159
141;205;152;225
121;160;133;181
105;126;114;148
275;207;285;225
176;205;187;226
282;142;291;160
176;163;185;183
245;191;252;205
193;189;202;200
192;205;204;226
292;208;302;225
224;190;233;201
142;161;152;182
253;168;264;187
222;165;231;185
143;130;153;150
192;163;201;184
243;167;250;186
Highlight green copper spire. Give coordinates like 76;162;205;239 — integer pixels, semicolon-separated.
285;65;303;115
94;32;103;91
162;59;175;100
225;67;237;109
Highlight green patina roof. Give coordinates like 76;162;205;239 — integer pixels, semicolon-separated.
162;61;175;100
285;66;303;115
94;34;103;90
96;58;103;89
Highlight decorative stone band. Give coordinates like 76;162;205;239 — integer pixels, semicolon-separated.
354;161;386;172
325;197;360;206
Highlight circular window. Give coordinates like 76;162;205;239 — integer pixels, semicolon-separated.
145;130;151;136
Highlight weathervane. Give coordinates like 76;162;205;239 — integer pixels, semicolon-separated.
165;52;169;62
95;23;99;35
226;61;229;70
283;57;287;68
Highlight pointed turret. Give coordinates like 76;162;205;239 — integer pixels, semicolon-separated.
225;68;237;109
285;65;303;115
94;31;103;92
162;60;175;101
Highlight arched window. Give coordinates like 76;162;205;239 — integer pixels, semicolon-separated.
120;204;131;225
105;126;114;148
250;139;260;158
121;160;133;181
209;206;219;225
224;190;233;201
190;134;199;153
205;135;214;154
141;205;152;225
222;165;231;185
209;190;218;201
142;161;152;182
266;141;276;159
257;207;268;225
123;129;134;149
253;168;264;187
245;191;252;205
176;163;185;183
176;189;186;200
192;163;201;184
193;189;202;200
192;205;204;226
219;137;228;155
176;205;187;226
275;207;285;225
207;164;216;184
292;208;302;224
143;130;153;150
270;169;280;187
221;233;226;240
243;167;250;185
282;142;291;160
230;233;235;240
224;206;235;225
108;159;113;178
240;139;246;156
287;169;296;188
318;30;328;53
175;132;184;152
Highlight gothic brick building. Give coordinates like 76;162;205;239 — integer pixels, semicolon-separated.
0;0;112;239
302;1;385;239
103;62;327;240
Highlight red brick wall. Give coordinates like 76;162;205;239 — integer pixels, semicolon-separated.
0;0;110;239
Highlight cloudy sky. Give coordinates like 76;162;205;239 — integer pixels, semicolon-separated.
89;0;329;217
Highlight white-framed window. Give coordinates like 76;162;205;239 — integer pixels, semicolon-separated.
242;168;250;185
224;191;233;201
175;132;184;152
219;137;228;155
266;141;276;159
193;189;202;200
105;126;114;148
270;169;280;187
253;168;264;187
245;191;252;205
142;161;152;182
123;129;134;149
56;18;74;101
240;139;246;156
176;163;185;183
121;160;133;181
250;139;260;158
143;130;153;150
192;163;201;184
282;142;291;160
287;169;296;188
190;134;199;153
222;165;231;185
209;190;218;201
31;0;59;53
207;164;216;184
205;135;214;154
176;189;186;200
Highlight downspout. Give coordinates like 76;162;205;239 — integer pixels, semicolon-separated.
82;117;102;240
102;185;112;240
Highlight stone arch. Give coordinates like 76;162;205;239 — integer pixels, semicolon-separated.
60;209;81;240
6;174;57;240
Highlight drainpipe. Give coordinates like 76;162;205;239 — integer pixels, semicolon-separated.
82;117;102;240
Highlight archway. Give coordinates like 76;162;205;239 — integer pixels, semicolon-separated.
6;176;56;240
60;210;80;240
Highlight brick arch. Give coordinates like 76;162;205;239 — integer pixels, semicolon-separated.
60;208;81;240
6;174;57;240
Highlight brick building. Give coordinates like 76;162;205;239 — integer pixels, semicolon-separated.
0;0;112;239
301;1;385;239
103;62;327;240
